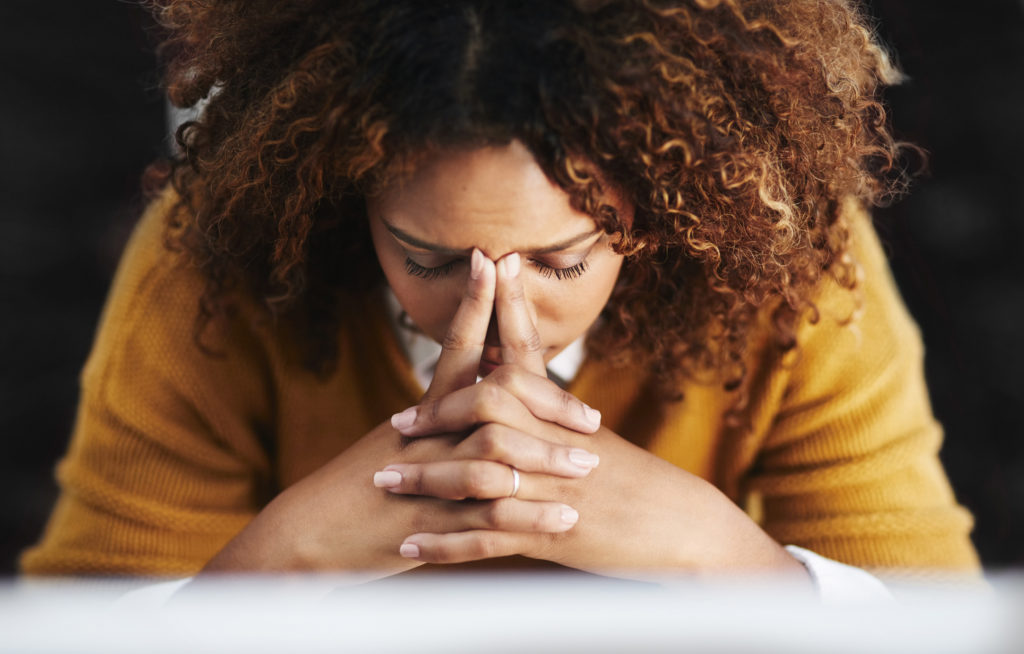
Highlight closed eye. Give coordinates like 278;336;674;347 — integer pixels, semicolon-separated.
402;256;590;281
404;257;460;280
532;258;589;280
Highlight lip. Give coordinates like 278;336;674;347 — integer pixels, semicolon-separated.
478;358;501;377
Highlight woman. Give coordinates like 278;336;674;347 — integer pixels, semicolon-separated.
23;0;979;587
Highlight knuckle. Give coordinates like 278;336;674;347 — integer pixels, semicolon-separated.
471;384;503;420
463;461;492;496
489;365;518;390
409;469;427;496
524;330;544;353
426;398;443;426
480;382;505;405
441;329;475;352
557;389;576;415
430;542;458;564
483;498;511;528
514;330;544;354
535;505;559;533
544;445;562;473
474;424;506;460
468;395;487;425
470;533;500;559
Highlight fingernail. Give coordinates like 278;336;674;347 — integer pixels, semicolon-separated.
399;542;421;558
583;405;602;429
560;505;580;526
391;407;417;431
500;252;520;279
568;448;600;469
373;470;402;489
470;248;484;280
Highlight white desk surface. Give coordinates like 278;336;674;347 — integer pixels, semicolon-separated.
1;572;1021;653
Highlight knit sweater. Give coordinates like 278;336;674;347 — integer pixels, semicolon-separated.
21;191;980;577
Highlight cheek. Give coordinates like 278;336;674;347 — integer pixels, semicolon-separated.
368;222;463;340
532;285;602;334
391;278;464;341
529;257;623;342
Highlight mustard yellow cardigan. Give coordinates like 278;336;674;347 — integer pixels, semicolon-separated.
21;191;980;577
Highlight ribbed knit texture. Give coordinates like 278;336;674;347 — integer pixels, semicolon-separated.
21;192;980;577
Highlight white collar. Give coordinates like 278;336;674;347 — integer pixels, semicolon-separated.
382;288;586;393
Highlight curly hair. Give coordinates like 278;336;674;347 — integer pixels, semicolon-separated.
148;0;911;406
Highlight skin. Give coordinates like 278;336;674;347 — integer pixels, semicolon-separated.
368;141;810;579
200;153;606;575
201;140;809;584
366;140;625;378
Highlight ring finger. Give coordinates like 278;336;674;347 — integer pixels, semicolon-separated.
375;460;538;500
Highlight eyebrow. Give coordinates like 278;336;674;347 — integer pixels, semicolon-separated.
382;220;601;256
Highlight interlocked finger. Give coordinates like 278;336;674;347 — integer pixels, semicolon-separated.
495;253;547;376
485;366;601;433
375;460;535;500
423;248;496;401
453;423;600;478
391;381;537;437
452;498;579;534
399;530;548;564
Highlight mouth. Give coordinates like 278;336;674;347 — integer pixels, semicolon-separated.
478;345;502;378
479;345;502;370
480;345;502;373
477;358;501;377
477;344;558;378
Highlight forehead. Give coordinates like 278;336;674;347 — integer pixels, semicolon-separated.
368;141;597;252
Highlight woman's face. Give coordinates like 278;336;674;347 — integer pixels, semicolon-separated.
367;140;627;373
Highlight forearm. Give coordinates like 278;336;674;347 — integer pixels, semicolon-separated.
201;494;312;573
689;490;813;581
198;421;426;575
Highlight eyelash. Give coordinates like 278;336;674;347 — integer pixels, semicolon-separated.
403;257;589;281
403;258;458;280
535;259;589;280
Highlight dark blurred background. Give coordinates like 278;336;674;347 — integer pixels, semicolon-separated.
0;1;1021;574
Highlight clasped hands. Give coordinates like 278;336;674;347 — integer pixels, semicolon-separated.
209;248;800;578
370;249;804;579
373;248;605;565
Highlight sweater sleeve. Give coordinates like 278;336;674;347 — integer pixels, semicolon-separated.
20;193;276;576
745;205;980;576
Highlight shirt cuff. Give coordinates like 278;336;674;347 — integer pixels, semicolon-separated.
785;545;895;604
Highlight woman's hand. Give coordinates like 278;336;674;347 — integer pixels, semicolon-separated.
199;249;600;576
392;425;807;577
382;252;809;580
400;249;603;438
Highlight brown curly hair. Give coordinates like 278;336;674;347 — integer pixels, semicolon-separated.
149;0;911;403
